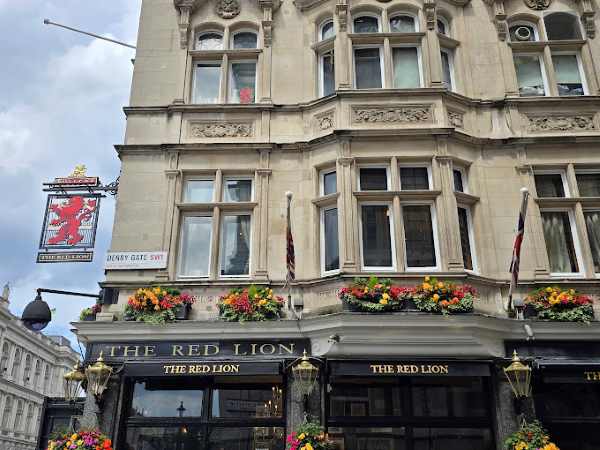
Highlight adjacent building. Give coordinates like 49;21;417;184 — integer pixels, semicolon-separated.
0;285;80;450
73;0;600;449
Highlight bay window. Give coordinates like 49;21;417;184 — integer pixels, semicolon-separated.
576;171;600;197
403;204;438;270
458;206;476;271
453;168;466;193
513;54;546;96
540;210;580;275
392;47;421;88
441;49;455;91
321;206;340;274
584;211;600;273
354;47;383;89
361;204;395;270
399;166;431;190
321;170;337;196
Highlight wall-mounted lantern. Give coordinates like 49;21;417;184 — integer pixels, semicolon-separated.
504;350;532;398
85;352;113;401
63;362;86;402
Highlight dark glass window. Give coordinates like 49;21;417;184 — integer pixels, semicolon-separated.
211;387;283;418
535;174;565;198
361;205;393;268
584;211;600;272
453;169;464;192
321;51;335;96
209;427;285;450
223;179;252;202
354;48;382;89
403;205;436;268
323;171;337;195
541;211;579;273
413;428;494;450
353;16;379;33
232;32;257;49
126;426;205;450
330;382;404;417
544;13;582;40
323;208;339;272
130;382;204;417
457;207;473;271
360;168;388;190
577;173;600;196
400;167;429;190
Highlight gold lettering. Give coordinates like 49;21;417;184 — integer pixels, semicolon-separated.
172;345;184;356
440;365;449;374
163;365;174;374
109;346;120;358
230;364;239;373
251;343;258;355
279;343;295;355
410;365;419;374
188;365;197;374
144;346;156;357
260;344;276;355
123;346;140;357
584;371;600;381
370;364;383;374
234;343;247;356
174;365;187;374
204;344;220;356
188;344;201;356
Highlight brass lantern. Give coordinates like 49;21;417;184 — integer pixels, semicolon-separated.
63;362;86;402
292;350;320;396
85;352;113;399
504;350;532;398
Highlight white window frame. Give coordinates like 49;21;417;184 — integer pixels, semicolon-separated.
514;52;550;97
542;11;584;41
391;44;424;88
353;45;385;89
401;201;441;272
534;169;570;198
436;16;450;36
582;208;600;276
318;50;335;97
575;169;600;197
320;205;340;276
192;60;223;104
440;47;456;91
177;213;214;279
319;19;335;41
540;207;584;277
359;201;397;271
222;176;254;202
218;212;252;278
352;13;382;33
453;166;468;193
508;21;540;42
551;51;589;96
320;168;337;196
196;30;224;50
183;177;216;203
458;205;478;273
357;164;391;191
398;163;432;190
230;29;259;49
227;59;258;104
389;12;419;33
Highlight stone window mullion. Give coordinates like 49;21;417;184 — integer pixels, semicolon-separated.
220;53;229;103
542;45;558;96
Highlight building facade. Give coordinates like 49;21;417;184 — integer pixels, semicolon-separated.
0;286;80;450
72;0;600;449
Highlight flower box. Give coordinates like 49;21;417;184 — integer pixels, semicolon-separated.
338;277;412;313
525;286;594;323
125;287;196;324
504;420;559;450
175;303;192;320
412;276;476;314
79;304;101;322
218;285;284;322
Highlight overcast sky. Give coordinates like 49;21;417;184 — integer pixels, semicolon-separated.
0;1;141;348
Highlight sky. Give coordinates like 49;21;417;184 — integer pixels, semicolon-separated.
0;0;141;348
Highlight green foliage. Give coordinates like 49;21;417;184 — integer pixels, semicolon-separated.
503;420;556;450
287;421;335;450
535;304;594;323
338;277;411;313
218;285;284;322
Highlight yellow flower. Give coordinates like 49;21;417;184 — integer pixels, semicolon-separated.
433;294;440;302
268;294;273;299
71;434;78;441
364;287;369;293
259;299;268;306
379;299;388;305
305;444;314;450
424;276;430;282
542;444;559;450
437;282;444;289
422;283;432;291
382;293;390;300
254;294;260;299
66;442;72;448
77;440;84;446
153;287;161;294
298;433;306;440
515;442;528;450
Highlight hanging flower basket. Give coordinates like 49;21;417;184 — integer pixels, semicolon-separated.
338;277;412;312
525;286;594;323
79;304;101;321
504;420;560;450
412;276;476;314
286;421;335;450
125;287;195;325
218;285;284;322
47;429;113;450
174;292;196;320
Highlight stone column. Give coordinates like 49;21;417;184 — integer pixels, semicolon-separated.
494;367;522;450
159;151;180;281
337;139;357;271
435;153;463;271
335;0;351;90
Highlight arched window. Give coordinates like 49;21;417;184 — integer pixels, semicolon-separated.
320;19;335;41
390;14;417;33
11;348;21;378
23;354;31;385
232;31;258;49
33;360;41;388
1;342;10;374
437;17;450;36
25;404;34;435
353;15;380;33
14;399;23;431
43;365;51;392
196;32;223;50
509;22;538;41
1;396;13;428
544;13;582;40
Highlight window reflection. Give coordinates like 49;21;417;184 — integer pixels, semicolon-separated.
130;382;204;417
211;387;283;418
126;426;204;450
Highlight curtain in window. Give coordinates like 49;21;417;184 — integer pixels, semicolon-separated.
323;208;339;272
224;180;252;202
441;50;453;89
403;205;436;268
194;64;221;103
229;62;256;103
180;216;212;276
577;174;600;197
390;16;415;32
457;207;473;270
322;52;335;96
393;48;420;88
584;212;600;272
541;211;578;273
514;55;545;96
553;54;583;96
362;205;393;267
220;215;251;276
354;48;382;89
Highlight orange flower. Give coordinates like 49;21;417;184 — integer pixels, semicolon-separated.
441;300;449;307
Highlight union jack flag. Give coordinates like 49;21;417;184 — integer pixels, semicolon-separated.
508;188;529;311
286;192;295;283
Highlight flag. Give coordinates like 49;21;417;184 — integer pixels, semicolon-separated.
286;192;295;283
508;188;529;311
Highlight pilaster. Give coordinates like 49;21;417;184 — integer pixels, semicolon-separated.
335;0;351;90
337;138;357;271
436;153;463;271
254;148;272;280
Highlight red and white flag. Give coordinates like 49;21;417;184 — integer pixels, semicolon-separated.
508;187;529;311
286;192;295;284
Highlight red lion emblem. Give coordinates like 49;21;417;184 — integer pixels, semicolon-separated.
47;196;97;246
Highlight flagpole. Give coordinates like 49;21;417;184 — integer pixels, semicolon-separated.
508;187;530;314
285;191;296;316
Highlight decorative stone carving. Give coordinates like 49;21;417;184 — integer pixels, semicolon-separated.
190;122;253;138
447;110;464;129
216;0;241;19
523;0;550;10
526;115;596;132
424;0;436;30
336;1;348;32
315;110;335;131
352;105;433;124
174;0;194;49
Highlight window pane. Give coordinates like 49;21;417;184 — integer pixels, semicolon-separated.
321;21;335;40
197;33;223;50
577;173;600;196
355;48;382;89
220;215;251;276
184;180;214;202
584;211;600;272
509;25;536;42
323;171;337;195
180;216;212;277
229;62;256;104
437;19;447;35
400;167;429;190
413;428;494;450
390;15;415;32
458;207;473;270
553;54;584;96
223;179;252;202
322;51;335;96
211;387;283;418
362;205;393;267
393;47;420;88
209;427;285;450
130;382;204;417
126;426;204;450
535;174;565;198
514;55;545;97
441;51;453;90
360;168;388;190
329;427;407;450
453;170;464;192
329;383;403;417
232;32;257;49
324;208;339;272
541;211;579;273
403;205;436;268
544;13;582;40
194;64;221;103
354;16;379;33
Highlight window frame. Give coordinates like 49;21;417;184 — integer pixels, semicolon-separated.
227;59;258;104
357;164;391;191
458;205;478;273
436;16;451;37
389;12;419;33
320;168;337;197
230;29;259;49
542;11;583;41
534;170;570;198
196;30;225;50
401;201;441;272
192;60;223;104
352;45;385;89
319;18;335;41
513;52;550;97
320;204;340;276
318;49;335;97
398;163;432;191
183;177;216;203
177;213;214;279
391;44;424;89
352;13;382;33
359;201;397;272
222;176;254;202
218;212;253;278
575;169;600;197
453;166;468;193
508;21;540;42
551;50;588;96
540;207;584;277
440;47;456;91
583;208;600;275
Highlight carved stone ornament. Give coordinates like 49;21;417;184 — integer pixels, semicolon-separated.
523;0;550;10
447;110;464;129
216;0;241;19
315;111;335;131
526;115;596;132
352;105;433;124
190;122;253;138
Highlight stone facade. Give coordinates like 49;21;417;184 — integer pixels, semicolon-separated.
0;286;80;450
